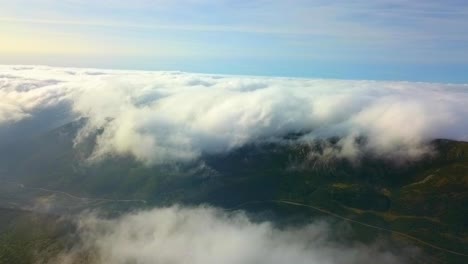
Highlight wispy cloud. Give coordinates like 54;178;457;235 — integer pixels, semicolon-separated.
2;1;468;51
0;17;290;34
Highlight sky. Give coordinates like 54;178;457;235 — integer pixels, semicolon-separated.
1;0;468;82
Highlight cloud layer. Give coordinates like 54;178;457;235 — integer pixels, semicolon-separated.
53;205;417;264
1;65;468;164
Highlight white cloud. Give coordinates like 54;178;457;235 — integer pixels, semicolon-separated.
53;205;417;264
1;65;468;164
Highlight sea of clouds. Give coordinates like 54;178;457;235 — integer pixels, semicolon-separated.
3;65;462;263
1;65;468;164
52;206;418;264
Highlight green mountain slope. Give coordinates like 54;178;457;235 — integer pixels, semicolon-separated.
0;121;467;263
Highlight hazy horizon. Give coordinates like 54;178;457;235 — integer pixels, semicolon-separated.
2;1;468;82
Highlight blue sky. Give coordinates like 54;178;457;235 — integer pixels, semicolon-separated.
1;0;468;82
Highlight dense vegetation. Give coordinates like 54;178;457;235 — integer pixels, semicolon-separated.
0;121;467;263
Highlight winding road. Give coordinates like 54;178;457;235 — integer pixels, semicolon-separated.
273;200;468;257
3;180;467;258
226;199;468;258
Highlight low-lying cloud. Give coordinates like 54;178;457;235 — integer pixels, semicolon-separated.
53;206;418;264
1;65;468;164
